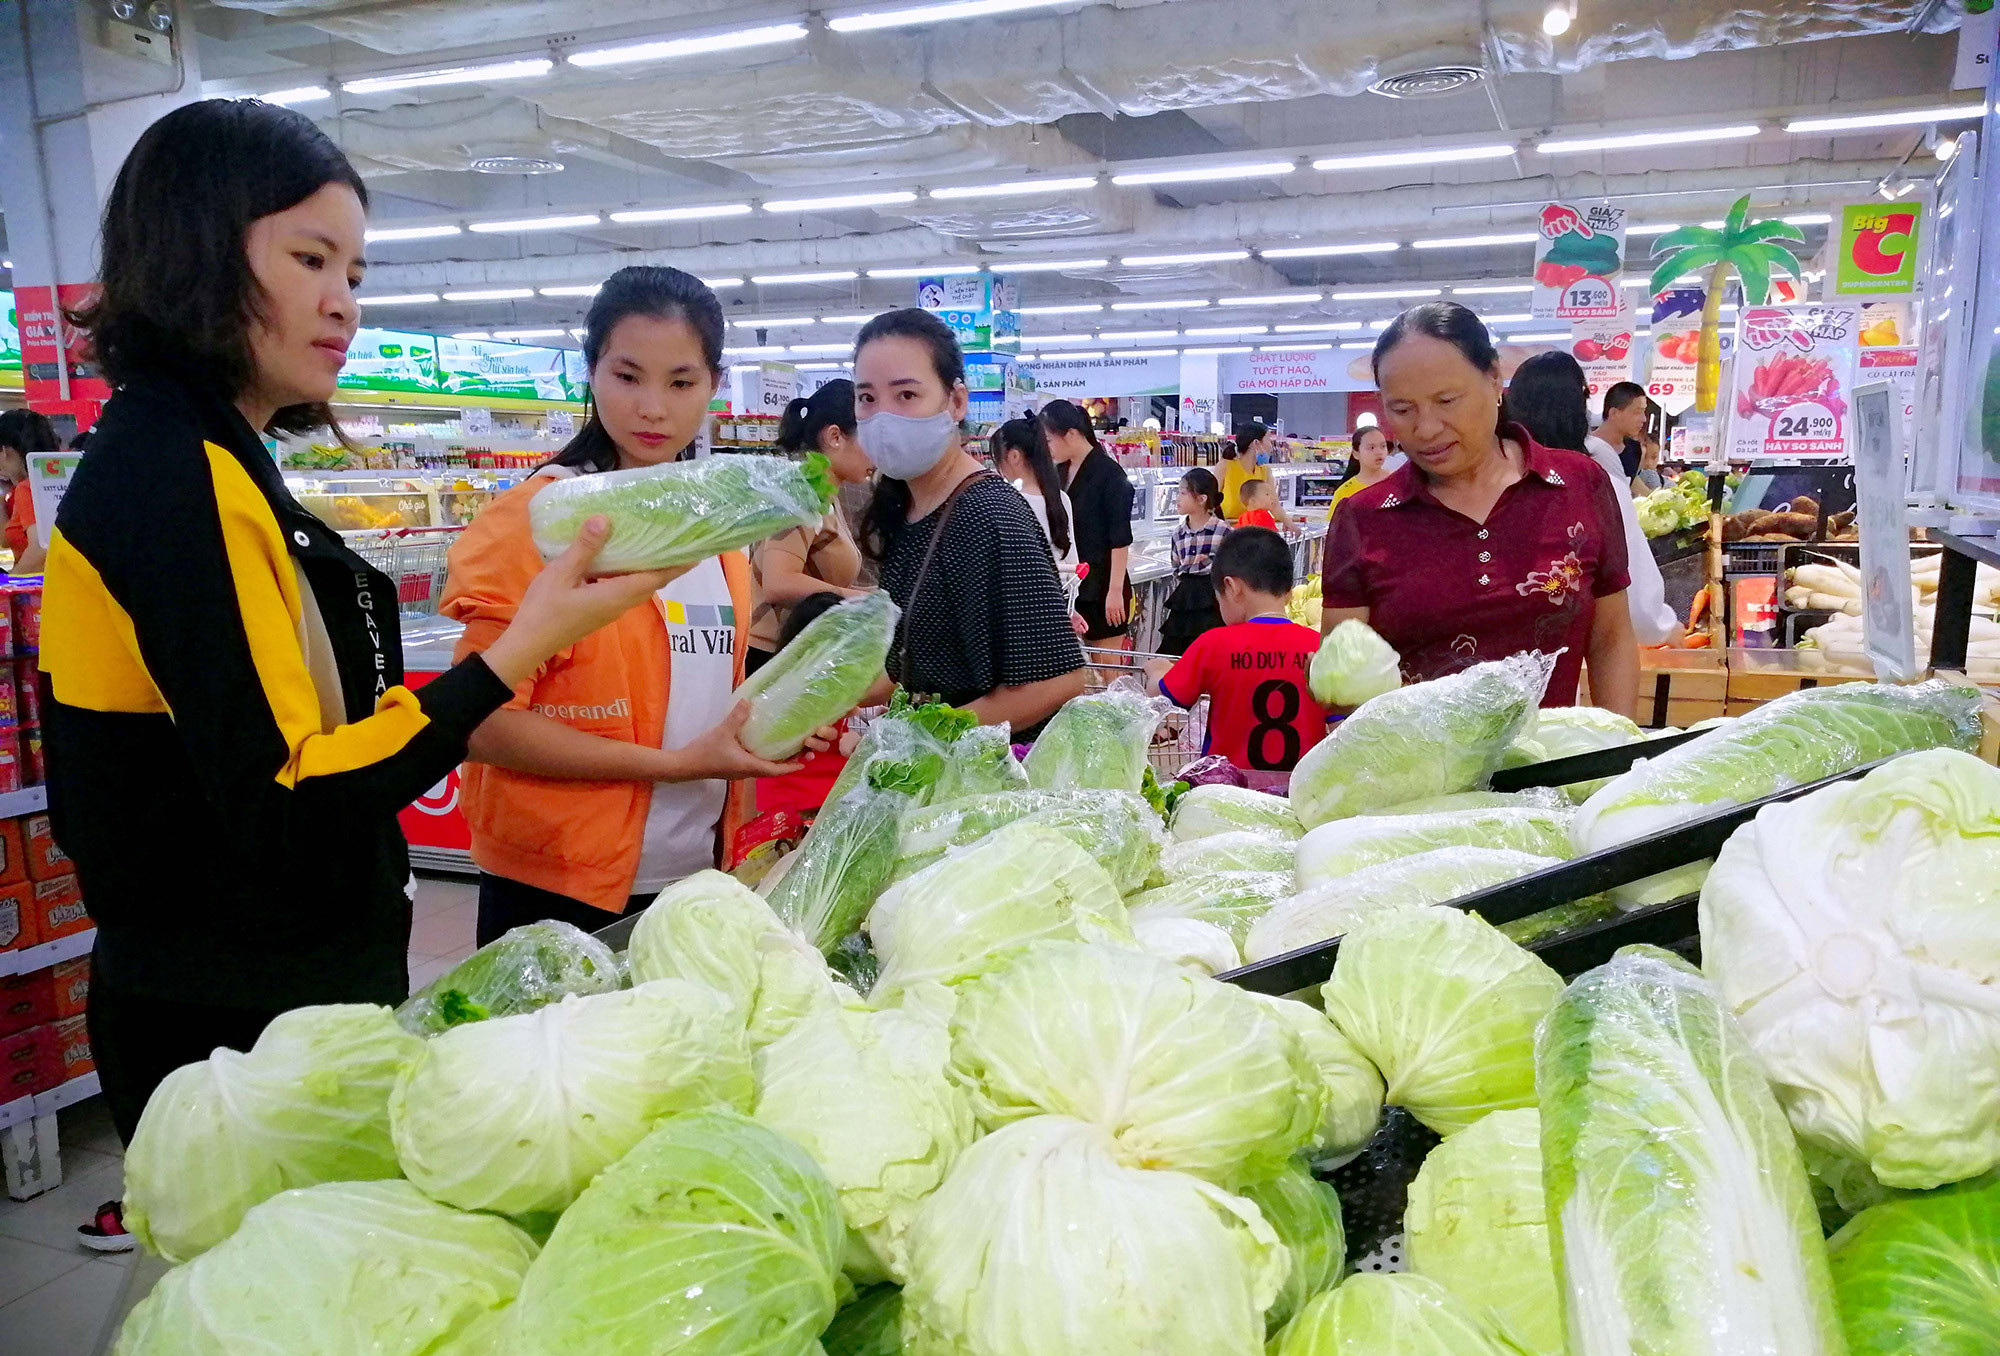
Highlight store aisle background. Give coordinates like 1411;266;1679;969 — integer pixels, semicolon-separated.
0;876;479;1354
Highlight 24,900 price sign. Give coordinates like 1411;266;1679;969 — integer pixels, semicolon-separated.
1726;304;1861;461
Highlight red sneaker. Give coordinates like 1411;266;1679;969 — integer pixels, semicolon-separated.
77;1199;136;1253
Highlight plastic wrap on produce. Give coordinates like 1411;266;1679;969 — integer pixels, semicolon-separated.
1131;916;1241;975
396;921;622;1036
1572;680;1985;882
1168;783;1303;842
1159;830;1296;879
1376;788;1571;816
893;788;1166;895
1025;679;1171;793
1128;870;1292;945
823;694;973;812
1537;946;1844;1356
1309;619;1403;707
769;778;920;955
1244;847;1560;963
528;452;835;572
1289;652;1555;829
935;722;1031;801
1295;806;1573;889
735;591;897;760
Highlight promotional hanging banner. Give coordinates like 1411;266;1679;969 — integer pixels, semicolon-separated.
1531;201;1628;321
1570;308;1636;404
1727;303;1862;459
1832;203;1924;297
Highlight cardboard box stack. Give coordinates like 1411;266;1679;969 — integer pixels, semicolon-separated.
0;779;92;1105
0;585;39;793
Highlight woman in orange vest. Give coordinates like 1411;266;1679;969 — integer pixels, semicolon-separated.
444;266;825;944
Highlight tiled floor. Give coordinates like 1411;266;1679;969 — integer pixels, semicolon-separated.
0;873;480;1355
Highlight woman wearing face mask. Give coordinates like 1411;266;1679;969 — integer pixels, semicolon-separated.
42;101;659;1177
1219;421;1273;520
856;309;1087;736
1319;303;1639;715
1037;400;1131;646
748;379;872;676
444;267;830;945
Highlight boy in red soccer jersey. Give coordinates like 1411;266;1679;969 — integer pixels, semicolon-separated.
1148;527;1329;772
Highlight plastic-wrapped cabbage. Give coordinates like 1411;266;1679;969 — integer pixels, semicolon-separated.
509;1110;845;1356
1573;681;1983;898
1378;788;1570;816
737;591;898;760
1169;783;1303;842
892;788;1166;894
1248;993;1385;1162
529;452;835;572
1245;1158;1347;1333
1322;905;1562;1136
1290;653;1555;828
1309;619;1402;707
1272;1273;1523;1356
1537;946;1844;1356
900;1115;1287;1356
953;942;1321;1186
1295;807;1573;889
1503;705;1645;801
1827;1172;2000;1356
824;1286;904;1356
1245;847;1559;964
390;980;752;1217
627;870;844;1047
1405;1109;1558;1356
1024;682;1169;793
1700;748;2000;1189
1133;916;1242;975
934;723;1030;801
1129;870;1292;946
1494;894;1619;948
868;822;1130;1005
754;1001;979;1284
771;772;929;955
1160;831;1296;878
123;1005;420;1263
823;697;967;813
113;1181;536;1356
398;921;621;1036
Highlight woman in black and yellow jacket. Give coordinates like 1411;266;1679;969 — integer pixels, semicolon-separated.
41;100;667;1158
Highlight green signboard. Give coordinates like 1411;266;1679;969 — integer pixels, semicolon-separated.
1834;203;1923;297
334;325;587;402
0;292;19;373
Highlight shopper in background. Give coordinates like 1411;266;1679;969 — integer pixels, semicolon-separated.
857;309;1086;736
750;379;871;676
1592;381;1654;497
1149;527;1330;772
43;101;667;1192
1236;476;1288;530
990;416;1082;623
1507;352;1680;649
444;267;831;946
1219;421;1273;519
1326;423;1394;519
1634;434;1664;492
1320;303;1639;714
1040;398;1135;648
0;409;58;573
1159;466;1227;655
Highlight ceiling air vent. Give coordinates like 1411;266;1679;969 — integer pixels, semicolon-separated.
1369;64;1486;99
470;155;565;175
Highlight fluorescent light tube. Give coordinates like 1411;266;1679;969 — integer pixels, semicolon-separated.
927;176;1097;199
1537;124;1761;154
365;224;462;243
468;213;601;234
1112;162;1295;187
1259;241;1401;258
762;191;917;212
1310;144;1514;171
1784;104;1986;134
344;58;552;94
569;22;808;67
608;204;753;223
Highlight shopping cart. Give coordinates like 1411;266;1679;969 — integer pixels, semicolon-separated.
345;526;463;615
1080;645;1209;777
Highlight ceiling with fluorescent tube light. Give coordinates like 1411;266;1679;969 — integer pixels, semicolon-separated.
157;0;1970;352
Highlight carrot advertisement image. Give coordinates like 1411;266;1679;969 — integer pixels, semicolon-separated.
1531;201;1628;322
1726;304;1861;459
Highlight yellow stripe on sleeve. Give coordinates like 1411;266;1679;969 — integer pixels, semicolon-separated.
39;526;171;714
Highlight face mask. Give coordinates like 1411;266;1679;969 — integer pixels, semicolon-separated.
858;409;957;481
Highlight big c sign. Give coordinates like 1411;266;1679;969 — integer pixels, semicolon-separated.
1834;203;1923;297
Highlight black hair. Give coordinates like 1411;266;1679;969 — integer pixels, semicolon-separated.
1372;302;1504;442
1036;399;1104;460
75;98;369;436
991;417;1072;556
1227;421;1269;460
1240;475;1276;504
1602;380;1648;419
776;379;855;455
68;430;92;452
1213;525;1293;596
779;590;848;650
547;266;724;474
0;411;61;457
1506;351;1591;455
1352;423;1390;452
1179;466;1222;516
857;308;969;564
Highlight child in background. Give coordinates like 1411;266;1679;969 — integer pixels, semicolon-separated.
1159;467;1227;656
1235;476;1288;530
1147;527;1329;773
752;591;858;818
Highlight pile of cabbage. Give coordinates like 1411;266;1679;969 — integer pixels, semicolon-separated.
109;676;2000;1356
